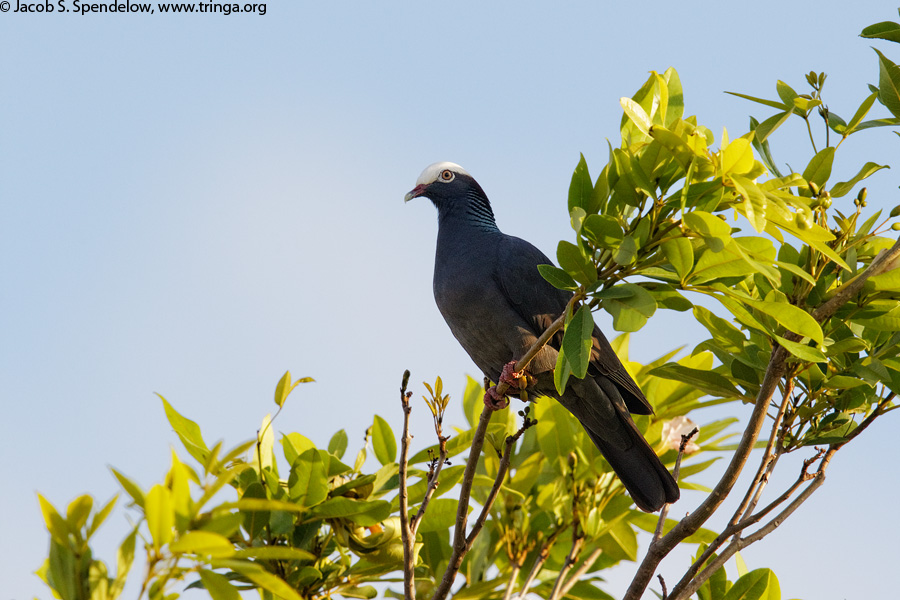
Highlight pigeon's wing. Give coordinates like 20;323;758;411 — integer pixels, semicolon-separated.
494;235;568;375
496;235;652;415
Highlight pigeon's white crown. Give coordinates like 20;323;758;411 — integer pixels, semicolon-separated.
415;162;471;186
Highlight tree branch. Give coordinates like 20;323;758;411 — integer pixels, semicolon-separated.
398;370;416;600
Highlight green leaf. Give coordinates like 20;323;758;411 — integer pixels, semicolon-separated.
830;162;889;197
111;526;137;599
309;498;391;526
88;495;118;538
535;398;579;467
754;110;791;143
198;570;242;600
649;363;743;398
562;305;595;378
65;494;93;532
145;484;174;550
328;429;349;458
875;49;900;118
775;335;827;363
233;547;317;561
582;214;624;249
568;153;594;211
159;395;209;464
621;97;652;135
802;146;835;187
37;494;70;546
225;562;304;600
371;415;397;465
722;568;780;600
289;448;329;507
537;264;578;291
557;240;597;285
861;20;900;43
725;91;787;111
274;370;292;407
742;297;823;344
614;234;638;265
684;211;732;253
598;283;657;332
844;92;880;135
169;531;235;557
554;344;573;394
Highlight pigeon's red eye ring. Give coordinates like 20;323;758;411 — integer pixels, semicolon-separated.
440;169;455;182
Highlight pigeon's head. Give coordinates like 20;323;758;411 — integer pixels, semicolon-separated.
404;162;480;204
405;162;497;228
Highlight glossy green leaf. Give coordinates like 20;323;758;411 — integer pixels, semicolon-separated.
372;415;397;465
309;498;391;526
170;531;235;557
742;297;823;344
754;110;791;143
538;264;579;291
65;494;93;532
535;397;578;466
145;484;174;550
562;305;595;378
802;146;835;187
159;395;209;464
557;240;597;285
844;92;880;135
111;526;137;598
598;283;657;332
614;235;638;265
722;568;780;600
88;495;118;538
621;97;652;135
875;49;900;118
684;211;732;252
554;344;573;394
328;429;348;458
37;494;70;546
649;363;743;398
198;569;241;600
861;20;900;42
289;448;328;507
226;562;304;600
775;335;827;363
582;214;624;249
830;162;889;197
725;91;786;110
568;153;594;211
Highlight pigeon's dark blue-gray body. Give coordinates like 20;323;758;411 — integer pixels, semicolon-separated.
406;162;679;512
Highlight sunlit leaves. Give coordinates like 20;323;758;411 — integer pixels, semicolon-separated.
371;415;397;466
562;305;595;378
874;49;900;118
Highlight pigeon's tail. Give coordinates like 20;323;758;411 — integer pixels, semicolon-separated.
583;419;680;512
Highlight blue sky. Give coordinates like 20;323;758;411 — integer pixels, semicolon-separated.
2;2;898;599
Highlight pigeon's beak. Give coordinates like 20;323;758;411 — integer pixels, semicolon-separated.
404;184;427;203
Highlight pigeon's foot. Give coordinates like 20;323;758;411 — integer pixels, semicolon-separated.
483;386;509;411
498;361;524;388
499;360;536;399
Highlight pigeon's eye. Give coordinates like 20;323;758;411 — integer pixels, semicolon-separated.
440;170;455;182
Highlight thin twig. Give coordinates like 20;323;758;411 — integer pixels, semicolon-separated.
516;535;558;600
558;547;603;599
502;563;522;600
548;533;584;600
735;378;794;523
658;574;668;600
653;427;698;544
397;370;416;600
431;405;494;600
411;432;449;535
